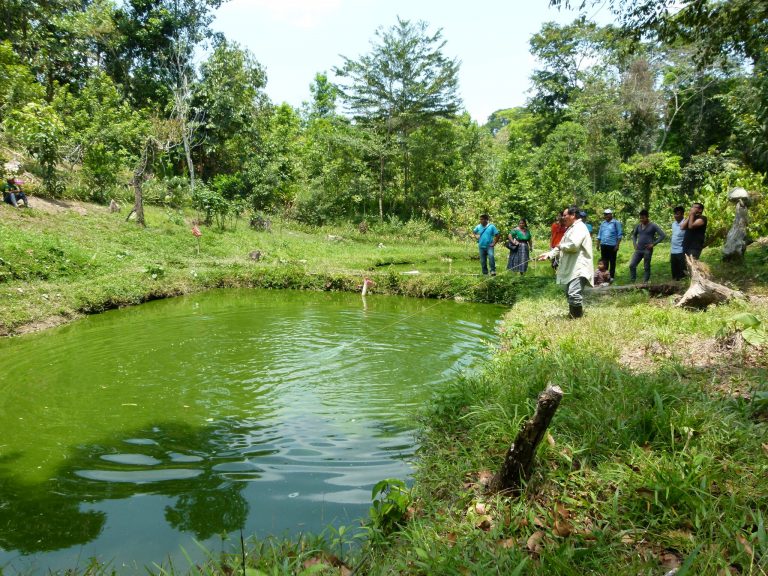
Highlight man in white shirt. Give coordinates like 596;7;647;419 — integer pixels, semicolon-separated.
670;206;686;280
538;205;594;318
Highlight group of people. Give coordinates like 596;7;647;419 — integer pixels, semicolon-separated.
472;215;533;277
1;177;29;208
473;202;708;318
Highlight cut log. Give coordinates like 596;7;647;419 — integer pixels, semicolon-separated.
489;384;563;495
589;282;683;296
676;255;746;309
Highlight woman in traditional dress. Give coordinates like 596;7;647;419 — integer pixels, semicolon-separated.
506;218;533;274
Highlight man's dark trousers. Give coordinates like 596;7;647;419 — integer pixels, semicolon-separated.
670;253;686;280
600;244;618;279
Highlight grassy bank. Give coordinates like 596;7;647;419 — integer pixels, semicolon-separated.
0;199;520;335
358;285;768;575
1;200;767;575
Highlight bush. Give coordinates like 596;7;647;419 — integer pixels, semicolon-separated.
191;183;228;228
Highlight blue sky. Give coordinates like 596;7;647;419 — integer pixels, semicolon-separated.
211;0;607;124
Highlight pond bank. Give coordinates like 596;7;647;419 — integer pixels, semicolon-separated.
0;202;522;337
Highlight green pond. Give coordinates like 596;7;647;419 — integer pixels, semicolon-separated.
0;289;502;573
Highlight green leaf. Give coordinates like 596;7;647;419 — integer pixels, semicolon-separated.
742;327;767;346
730;313;761;329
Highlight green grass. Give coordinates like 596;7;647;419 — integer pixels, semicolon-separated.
2;201;767;575
359;287;768;575
0;203;519;333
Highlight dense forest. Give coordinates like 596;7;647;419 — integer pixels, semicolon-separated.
1;0;766;240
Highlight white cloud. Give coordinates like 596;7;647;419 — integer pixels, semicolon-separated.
223;0;343;29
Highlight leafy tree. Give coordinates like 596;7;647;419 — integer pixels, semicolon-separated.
408;114;493;222
306;72;338;120
246;103;303;212
194;38;268;178
527;18;607;142
107;0;222;106
497;108;540;223
619;57;661;156
4;101;66;194
55;72;146;201
550;0;768;170
0;41;44;119
0;0;98;98
534;121;591;217
298;107;376;223
568;74;624;192
334;17;461;218
620;151;681;214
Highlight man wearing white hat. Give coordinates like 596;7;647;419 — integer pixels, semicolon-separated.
596;208;623;281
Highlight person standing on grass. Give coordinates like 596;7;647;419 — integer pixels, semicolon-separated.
550;213;567;249
537;205;594;318
596;208;622;281
473;213;500;276
628;209;666;283
506;218;533;275
681;202;707;260
670;205;686;280
549;213;567;272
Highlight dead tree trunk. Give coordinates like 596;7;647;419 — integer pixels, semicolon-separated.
589;282;683;296
126;141;151;227
722;200;748;261
489;384;563;495
676;255;746;309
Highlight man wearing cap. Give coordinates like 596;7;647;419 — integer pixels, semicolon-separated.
596;209;623;281
537;205;594;318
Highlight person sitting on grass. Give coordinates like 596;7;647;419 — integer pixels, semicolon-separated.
594;259;611;287
2;178;29;208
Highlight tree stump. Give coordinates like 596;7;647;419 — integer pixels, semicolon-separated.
489;384;563;495
722;198;749;261
676;255;746;309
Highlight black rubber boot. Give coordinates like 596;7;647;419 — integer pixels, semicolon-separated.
569;305;583;319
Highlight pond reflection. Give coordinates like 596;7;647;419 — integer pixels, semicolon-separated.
0;289;501;572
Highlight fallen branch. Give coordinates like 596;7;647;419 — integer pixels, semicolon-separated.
489;384;563;495
676;255;746;309
589;282;683;296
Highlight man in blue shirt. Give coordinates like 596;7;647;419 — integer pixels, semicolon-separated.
670;206;686;280
472;213;500;276
596;208;623;281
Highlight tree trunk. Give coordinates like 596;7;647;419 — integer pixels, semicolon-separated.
378;152;384;221
182;126;195;192
676;255;746;309
589;282;683;296
127;143;150;227
722;200;748;261
127;173;146;227
489;384;563;495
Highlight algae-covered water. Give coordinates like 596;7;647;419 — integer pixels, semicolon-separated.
0;289;502;573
